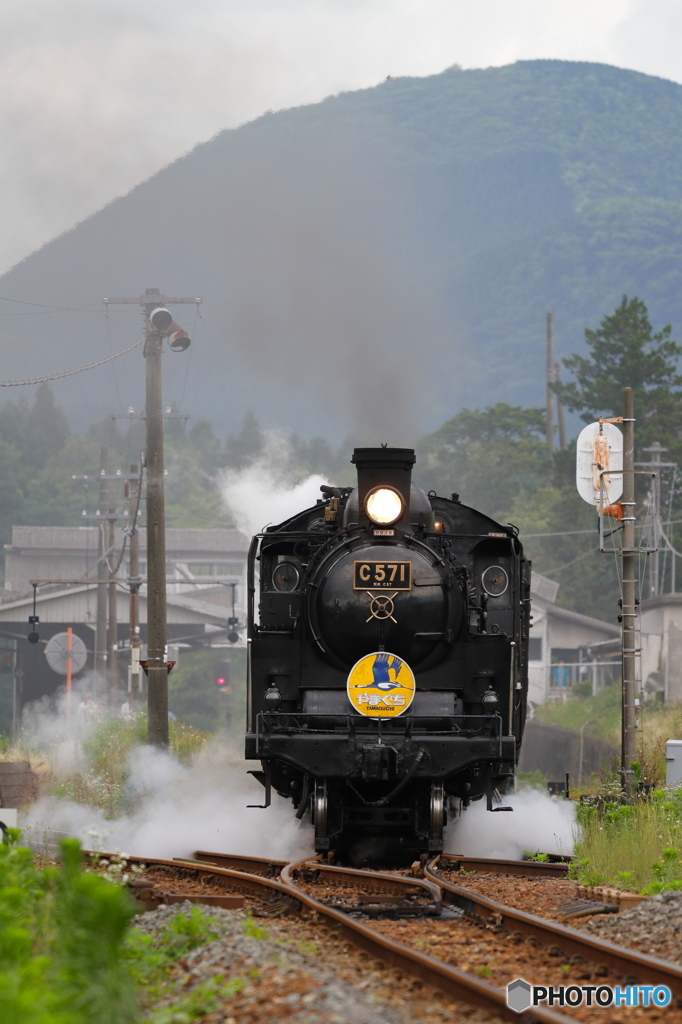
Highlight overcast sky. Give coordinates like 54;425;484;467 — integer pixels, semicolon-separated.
0;0;680;275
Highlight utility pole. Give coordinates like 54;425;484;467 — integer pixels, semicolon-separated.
642;443;666;597
95;447;109;689
74;463;144;703
145;319;168;745
621;388;637;792
555;362;567;450
546;313;554;453
107;504;118;702
127;463;142;703
103;288;199;747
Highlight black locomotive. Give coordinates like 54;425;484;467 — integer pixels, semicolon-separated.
245;447;530;861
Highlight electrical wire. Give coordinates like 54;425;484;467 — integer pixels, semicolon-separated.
104;304;125;413
0;295;105;312
522;529;596;538
539;547;601;576
0;337;144;386
109;464;145;577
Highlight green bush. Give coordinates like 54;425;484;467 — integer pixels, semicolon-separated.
571;787;682;892
0;834;138;1024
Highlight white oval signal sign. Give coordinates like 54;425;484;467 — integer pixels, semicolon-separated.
576;422;623;507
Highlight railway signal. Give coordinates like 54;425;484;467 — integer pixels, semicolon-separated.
575;388;654;793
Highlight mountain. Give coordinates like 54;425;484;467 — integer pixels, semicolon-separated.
2;59;682;443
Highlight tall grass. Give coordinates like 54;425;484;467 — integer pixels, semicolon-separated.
572;786;682;892
0;833;138;1024
2;712;210;817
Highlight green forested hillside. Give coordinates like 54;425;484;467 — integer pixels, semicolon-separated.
1;61;682;436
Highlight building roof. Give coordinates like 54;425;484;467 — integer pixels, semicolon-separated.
547;603;620;636
531;573;560;604
7;525;249;555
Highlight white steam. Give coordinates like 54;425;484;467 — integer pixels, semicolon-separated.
220;434;330;536
24;741;314;862
18;679;314;862
446;788;575;860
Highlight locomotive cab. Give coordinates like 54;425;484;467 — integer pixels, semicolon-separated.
245;446;530;863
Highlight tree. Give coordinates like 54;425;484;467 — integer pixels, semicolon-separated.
553;296;682;448
416;403;547;520
223;410;265;470
0;384;70;470
25;383;70;468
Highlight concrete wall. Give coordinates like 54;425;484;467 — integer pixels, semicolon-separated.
519;720;618;784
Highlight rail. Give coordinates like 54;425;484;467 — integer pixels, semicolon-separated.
83;848;682;1020
425;854;682;999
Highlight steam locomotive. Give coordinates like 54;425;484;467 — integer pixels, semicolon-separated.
245;447;530;861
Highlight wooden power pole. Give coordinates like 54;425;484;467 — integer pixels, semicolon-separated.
95;447;109;688
128;462;142;703
103;288;199;746
107;504;118;702
621;387;637;789
546;312;554;452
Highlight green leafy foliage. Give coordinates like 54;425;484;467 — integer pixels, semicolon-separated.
49;715;209;816
571;788;682;892
125;906;241;1021
554;295;682;444
416;403;547;522
0;835;137;1024
168;649;246;735
242;918;268;941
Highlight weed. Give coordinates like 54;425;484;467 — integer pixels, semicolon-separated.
0;832;138;1024
297;939;318;955
476;965;493;978
242;918;268;941
523;851;549;863
571;787;682;891
147;976;245;1024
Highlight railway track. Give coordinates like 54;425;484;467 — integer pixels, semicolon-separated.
87;849;682;1022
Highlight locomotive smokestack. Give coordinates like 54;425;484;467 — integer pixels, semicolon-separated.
351;447;416;528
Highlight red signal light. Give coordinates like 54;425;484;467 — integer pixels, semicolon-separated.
216;677;227;686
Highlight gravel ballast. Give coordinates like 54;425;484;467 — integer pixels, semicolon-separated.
585;889;682;963
135;902;499;1023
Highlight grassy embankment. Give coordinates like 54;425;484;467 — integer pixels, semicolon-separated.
533;684;682;892
0;713;209;817
1;831;249;1024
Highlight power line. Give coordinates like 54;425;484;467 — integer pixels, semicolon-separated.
540;547;600;576
0;337;144;387
522;529;595;538
0;295;105;312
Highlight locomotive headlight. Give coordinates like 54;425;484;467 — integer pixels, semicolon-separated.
365;486;404;525
264;687;282;711
482;690;499;714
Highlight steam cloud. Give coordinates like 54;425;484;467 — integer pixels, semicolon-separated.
19;678;314;862
445;788;575;860
19;679;575;863
220;434;330;535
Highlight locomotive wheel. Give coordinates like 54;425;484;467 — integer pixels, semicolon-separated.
313;779;328;843
429;781;445;849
